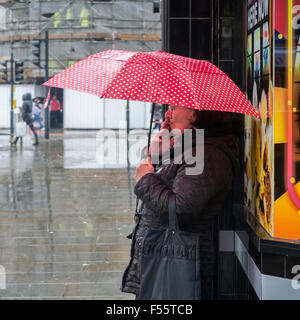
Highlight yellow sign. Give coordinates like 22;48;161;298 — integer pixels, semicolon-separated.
12;99;16;109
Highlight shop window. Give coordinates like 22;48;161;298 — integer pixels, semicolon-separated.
169;19;189;57
169;0;189;18
191;0;211;18
191;19;211;60
220;19;233;59
219;61;233;79
246;54;253;99
220;0;235;17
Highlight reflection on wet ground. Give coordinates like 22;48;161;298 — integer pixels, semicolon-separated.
0;129;148;299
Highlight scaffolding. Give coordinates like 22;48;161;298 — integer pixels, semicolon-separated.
0;0;162;83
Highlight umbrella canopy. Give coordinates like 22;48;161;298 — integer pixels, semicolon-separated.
43;50;260;118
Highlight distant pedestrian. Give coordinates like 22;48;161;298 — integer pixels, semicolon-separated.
11;92;39;146
32;98;44;130
152;103;163;131
80;3;89;28
50;94;61;129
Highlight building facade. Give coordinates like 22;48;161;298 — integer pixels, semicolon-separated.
0;0;161;129
164;0;300;300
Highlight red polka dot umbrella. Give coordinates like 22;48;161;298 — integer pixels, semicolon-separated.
43;49;259;118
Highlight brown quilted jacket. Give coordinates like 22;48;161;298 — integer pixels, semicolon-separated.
121;129;240;299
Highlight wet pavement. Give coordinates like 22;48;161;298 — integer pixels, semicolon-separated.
0;129;148;299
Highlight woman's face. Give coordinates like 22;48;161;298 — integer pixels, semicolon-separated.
168;105;196;132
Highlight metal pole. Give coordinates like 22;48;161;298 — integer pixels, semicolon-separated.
125;100;130;167
126;100;130;134
10;51;14;141
162;0;168;51
45;29;50;139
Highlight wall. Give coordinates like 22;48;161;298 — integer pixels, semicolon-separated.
63;89;152;129
0;85;152;129
0;84;35;128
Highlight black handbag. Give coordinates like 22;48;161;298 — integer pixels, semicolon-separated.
137;195;201;300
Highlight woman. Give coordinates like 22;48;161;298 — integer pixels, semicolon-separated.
32;98;44;130
50;94;61;128
121;106;241;300
152;103;163;131
11;92;39;147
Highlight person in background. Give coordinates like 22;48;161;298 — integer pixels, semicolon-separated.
53;11;62;33
152;103;163;131
80;2;89;28
50;94;61;129
32;98;44;130
11;92;39;146
66;5;73;22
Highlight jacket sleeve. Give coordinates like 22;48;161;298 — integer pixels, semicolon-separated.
21;102;27;117
134;145;233;219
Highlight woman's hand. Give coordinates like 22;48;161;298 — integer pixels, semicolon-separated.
148;110;172;157
149;135;176;159
135;157;154;182
161;109;172;130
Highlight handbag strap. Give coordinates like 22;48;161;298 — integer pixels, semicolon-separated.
135;197;144;215
168;194;179;230
135;198;139;214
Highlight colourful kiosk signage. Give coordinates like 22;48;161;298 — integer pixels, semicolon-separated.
245;0;300;240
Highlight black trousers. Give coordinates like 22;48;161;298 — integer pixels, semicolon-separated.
51;110;60;128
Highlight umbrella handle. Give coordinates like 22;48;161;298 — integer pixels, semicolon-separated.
147;103;155;155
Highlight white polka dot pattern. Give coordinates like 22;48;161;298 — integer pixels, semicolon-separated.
43;50;260;118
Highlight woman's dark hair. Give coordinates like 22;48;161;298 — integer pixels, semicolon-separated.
191;110;244;137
